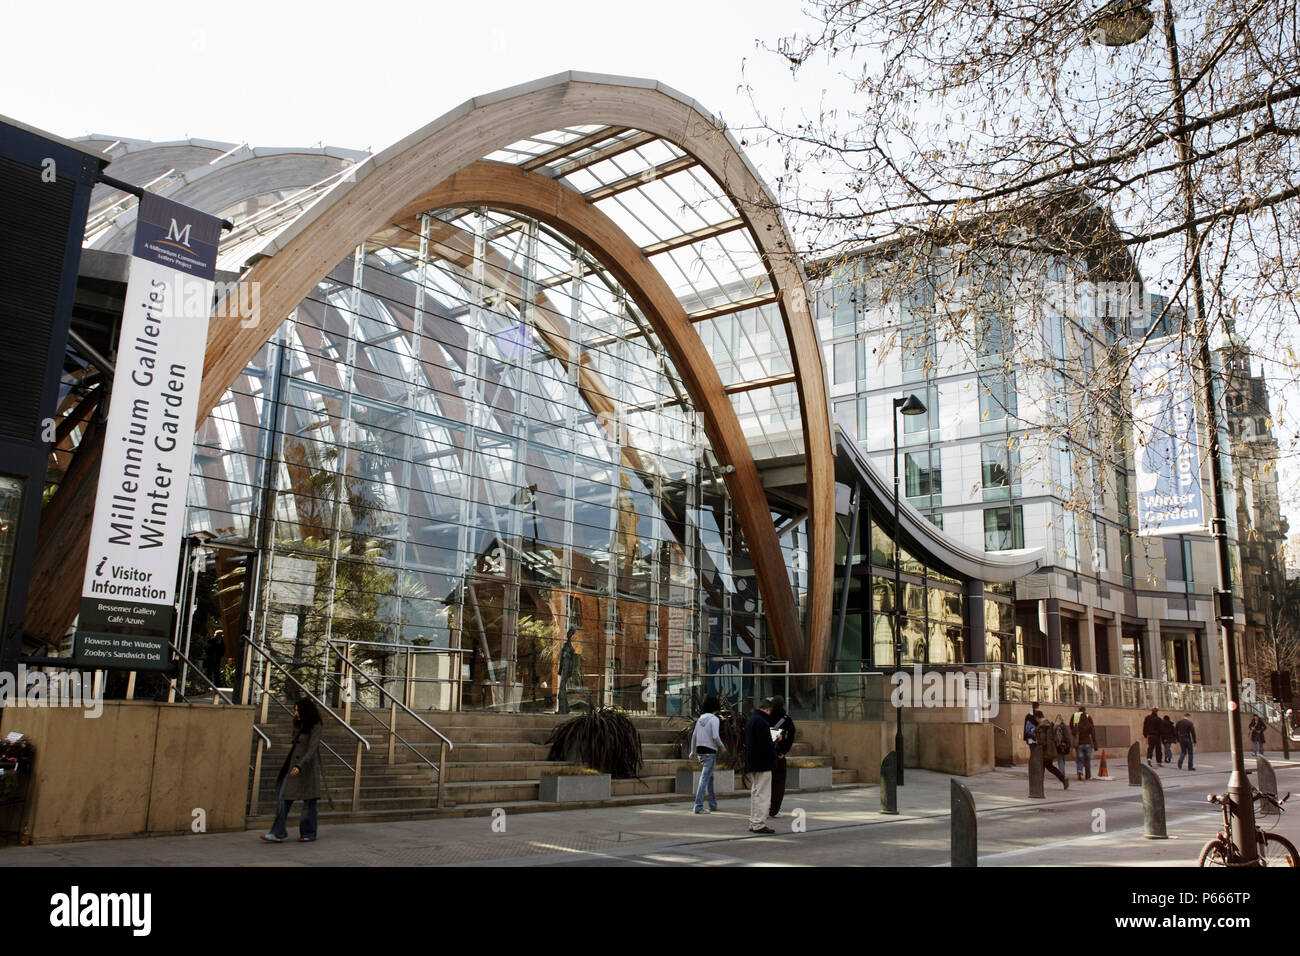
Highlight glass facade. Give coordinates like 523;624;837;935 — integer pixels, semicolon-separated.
184;208;768;714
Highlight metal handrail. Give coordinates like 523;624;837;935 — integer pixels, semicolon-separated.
167;639;273;754
241;635;370;813
327;640;453;808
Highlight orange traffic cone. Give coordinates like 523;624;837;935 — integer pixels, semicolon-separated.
1096;750;1112;780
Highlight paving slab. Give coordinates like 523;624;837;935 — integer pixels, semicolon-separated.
1;753;1294;867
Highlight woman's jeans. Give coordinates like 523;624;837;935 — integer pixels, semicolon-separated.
694;753;718;811
270;779;319;840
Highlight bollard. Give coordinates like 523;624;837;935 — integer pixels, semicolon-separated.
951;779;977;867
1028;742;1045;799
1127;741;1141;786
880;751;899;815
1256;755;1277;797
1140;765;1167;839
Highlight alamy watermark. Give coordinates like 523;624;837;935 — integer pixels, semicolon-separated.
889;666;1001;718
0;665;103;718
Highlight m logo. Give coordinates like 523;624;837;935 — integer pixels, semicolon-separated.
166;218;193;247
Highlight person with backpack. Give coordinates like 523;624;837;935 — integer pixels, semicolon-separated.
1032;710;1068;789
1074;706;1098;780
1052;713;1073;780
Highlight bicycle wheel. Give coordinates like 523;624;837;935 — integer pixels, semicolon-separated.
1198;838;1232;867
1253;791;1280;827
1259;833;1298;867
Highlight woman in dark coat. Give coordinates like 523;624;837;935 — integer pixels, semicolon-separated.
262;697;324;843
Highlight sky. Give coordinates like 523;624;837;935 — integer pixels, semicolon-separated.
2;0;809;157
3;0;1296;541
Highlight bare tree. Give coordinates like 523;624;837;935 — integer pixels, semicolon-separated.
743;0;1299;579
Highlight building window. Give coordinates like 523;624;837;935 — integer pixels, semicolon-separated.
1093;519;1109;574
927;513;944;531
901;320;936;379
984;506;1024;551
977;309;1010;364
905;450;942;500
1121;530;1134;584
832;262;858;335
1164;535;1190;583
981;440;1020;499
903;384;939;438
834;399;857;440
833;341;854;384
1116;468;1131;526
978;371;1017;426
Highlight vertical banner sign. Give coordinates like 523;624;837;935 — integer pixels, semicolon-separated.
1130;336;1207;536
74;194;221;670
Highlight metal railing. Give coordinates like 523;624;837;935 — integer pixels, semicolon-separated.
167;639;273;755
326;640;454;809
240;635;371;814
991;662;1228;713
322;639;469;712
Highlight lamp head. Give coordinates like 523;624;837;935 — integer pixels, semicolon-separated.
894;394;928;416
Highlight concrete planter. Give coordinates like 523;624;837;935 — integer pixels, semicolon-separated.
787;766;833;790
675;768;736;795
539;773;611;802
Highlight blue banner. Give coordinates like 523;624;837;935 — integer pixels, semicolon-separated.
1131;337;1207;536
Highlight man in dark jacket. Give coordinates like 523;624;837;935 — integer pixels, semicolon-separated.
745;698;777;833
1175;713;1197;770
1142;708;1163;766
767;696;797;819
1074;706;1098;780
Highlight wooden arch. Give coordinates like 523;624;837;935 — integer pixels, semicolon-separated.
27;73;833;672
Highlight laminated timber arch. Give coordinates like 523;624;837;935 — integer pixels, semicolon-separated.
27;72;834;673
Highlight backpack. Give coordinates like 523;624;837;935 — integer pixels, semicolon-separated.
1053;721;1070;754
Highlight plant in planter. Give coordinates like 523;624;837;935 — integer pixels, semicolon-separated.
545;706;644;778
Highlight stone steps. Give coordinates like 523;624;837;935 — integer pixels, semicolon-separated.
248;710;845;826
247;777;864;828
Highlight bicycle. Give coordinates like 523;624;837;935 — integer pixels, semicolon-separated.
1197;790;1297;867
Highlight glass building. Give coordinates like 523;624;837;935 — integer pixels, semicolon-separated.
35;74;838;715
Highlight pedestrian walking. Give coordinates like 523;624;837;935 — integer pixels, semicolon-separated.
1175;712;1197;770
1032;710;1068;789
1074;706;1097;780
691;695;725;814
262;697;324;843
1159;714;1177;764
745;698;778;833
1142;708;1163;766
1052;713;1073;780
767;696;796;819
1249;716;1267;756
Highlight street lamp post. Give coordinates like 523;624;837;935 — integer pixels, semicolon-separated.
1090;0;1258;862
893;393;928;785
